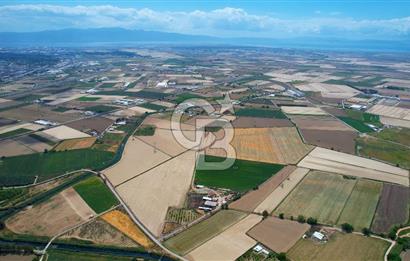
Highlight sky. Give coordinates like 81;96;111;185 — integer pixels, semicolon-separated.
0;0;409;40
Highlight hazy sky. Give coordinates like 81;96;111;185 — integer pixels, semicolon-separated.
0;1;409;40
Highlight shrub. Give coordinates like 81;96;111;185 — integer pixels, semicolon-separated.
362;227;371;236
341;223;354;233
279;213;284;219
277;253;288;261
297;215;306;223
307;217;317;225
262;210;269;219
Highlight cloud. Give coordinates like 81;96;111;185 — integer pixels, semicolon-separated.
0;4;409;39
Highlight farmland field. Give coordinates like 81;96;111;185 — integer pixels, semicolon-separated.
117;150;196;236
337;116;375;133
139;102;167;111
0;127;31;139
275;171;357;225
357;136;410;169
336;179;382;231
66;117;114;134
101;209;154;248
247;217;309;253
0;149;115;186
47;250;134;261
93;132;125;152
207;127;312;164
371;183;410;233
73;176;118;213
288;232;389;261
104;138;170;186
231;116;293;128
185;214;261;261
300;129;357;154
164;210;246;255
62;217;138;248
165;208;201;225
195;155;284;192
281;106;327;115
235;108;287;119
134;125;156;136
41;125;90;140
54;137;97;151
372;127;410;146
229;166;296;212
85;105;117;113
298;147;409;186
76;96;101;101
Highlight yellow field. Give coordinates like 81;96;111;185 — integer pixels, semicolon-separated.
101;209;154;248
54;137;97;151
207;127;312;164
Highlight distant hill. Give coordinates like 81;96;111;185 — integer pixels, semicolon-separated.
0;28;408;52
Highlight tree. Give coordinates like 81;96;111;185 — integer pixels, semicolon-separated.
307;217;317;225
362;227;371;236
262;210;269;219
279;213;284;219
341;223;354;233
277;252;288;261
297;215;306;223
43;148;48;153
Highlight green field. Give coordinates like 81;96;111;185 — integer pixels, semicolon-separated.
0;149;114;186
357;136;410;169
372;127;410;146
134;125;156;136
338;117;375;133
164;210;246;255
99;82;117;88
76;96;101;102
336;179;382;231
195;155;284;192
73;176;118;213
174;93;203;104
275;171;357;225
139;102;167;111
288;232;389;261
0;128;31;139
85;105;117;113
47;250;133;261
52;107;71;112
134;90;170;99
235;108;287;119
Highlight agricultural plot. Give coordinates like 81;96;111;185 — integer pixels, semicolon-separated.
185;214;261;261
336;179;382;231
337;116;376;133
165;208;201;225
165;210;246;255
294;82;359;99
76;96;101;102
231;116;293;128
372;183;410;233
134;125;156;136
380;116;410;128
0;127;31;139
6;188;94;236
101;209;154;248
367;104;410;120
229;166;297;212
0;139;35;157
275;171;357;225
206;127;312;165
281;106;328;115
195;155;284;192
134;90;170;99
0;104;82;123
235;108;287;119
15;134;54;152
61;217;138;248
289;115;353;131
254;167;309;214
139;102;167;111
104;138;170;186
288;232;389;261
299;129;357;154
0;122;43;135
0;149;114;186
73;176;118;214
93;132;125;152
117;150;196;236
85;105;118;113
357;136;410;169
41;125;90;141
66;117;114;134
298;147;409;186
128;105;155;115
247;217;309;253
372;127;410;146
54;137;96;151
137;128;195;156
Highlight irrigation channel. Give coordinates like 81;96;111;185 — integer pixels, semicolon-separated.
0;239;174;260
